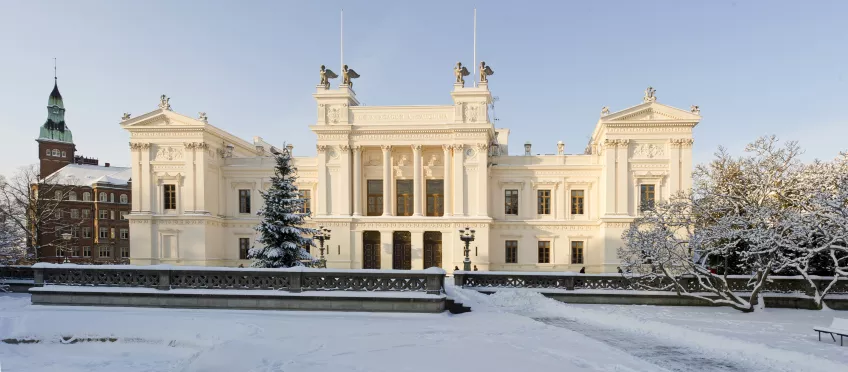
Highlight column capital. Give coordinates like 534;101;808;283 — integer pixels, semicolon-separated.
381;144;392;151
411;144;422;152
317;145;328;153
442;144;452;152
339;144;351;152
352;145;362;153
451;144;464;150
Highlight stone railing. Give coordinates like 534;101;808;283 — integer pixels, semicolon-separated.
32;264;445;295
454;271;848;295
0;265;34;281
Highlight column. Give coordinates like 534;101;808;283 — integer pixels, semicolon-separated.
339;145;351;216
352;146;362;216
681;139;694;191
141;144;152;213
477;144;488;217
442;145;452;217
452;144;465;216
381;145;393;216
411;231;424;270
616;140;629;214
195;144;208;213
669;141;681;194
130;144;141;212
603;141;616;216
184;144;196;213
317;145;328;216
412;145;423;217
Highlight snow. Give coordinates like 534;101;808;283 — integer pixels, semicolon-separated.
43;163;131;186
30;285;444;299
3;285;845;372
32;263;444;275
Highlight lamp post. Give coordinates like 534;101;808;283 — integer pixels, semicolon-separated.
313;226;331;268
60;233;72;264
459;227;476;271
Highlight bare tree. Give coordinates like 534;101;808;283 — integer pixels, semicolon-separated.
0;165;80;261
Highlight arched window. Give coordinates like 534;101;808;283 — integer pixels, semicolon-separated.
120;194;128;204
83;192;91;201
68;191;77;201
110;193;115;203
99;192;108;202
54;190;63;200
61;151;66;158
51;149;59;156
45;149;50;156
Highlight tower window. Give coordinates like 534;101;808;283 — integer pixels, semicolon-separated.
120;194;128;204
61;151;66;158
83;192;91;201
45;149;50;156
99;192;108;202
51;149;59;157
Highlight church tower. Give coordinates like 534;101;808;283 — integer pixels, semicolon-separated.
36;76;76;178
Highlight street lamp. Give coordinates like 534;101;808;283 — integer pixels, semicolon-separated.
459;227;476;271
60;233;72;264
313;226;331;268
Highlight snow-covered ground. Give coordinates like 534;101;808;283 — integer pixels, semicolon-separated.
1;287;845;372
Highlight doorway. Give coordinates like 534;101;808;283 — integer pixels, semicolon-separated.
363;231;380;269
392;231;411;270
423;231;442;269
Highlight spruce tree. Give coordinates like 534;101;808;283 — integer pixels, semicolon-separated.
249;147;317;268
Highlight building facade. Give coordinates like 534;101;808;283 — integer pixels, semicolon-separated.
123;77;699;273
35;77;132;262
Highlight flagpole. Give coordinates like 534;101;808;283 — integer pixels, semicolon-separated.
341;9;344;76
473;8;477;87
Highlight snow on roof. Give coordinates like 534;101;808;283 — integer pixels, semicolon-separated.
44;163;131;186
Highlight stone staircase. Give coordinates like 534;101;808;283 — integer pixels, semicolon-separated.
445;298;471;314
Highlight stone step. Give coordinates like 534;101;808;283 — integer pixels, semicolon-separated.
445;297;471;314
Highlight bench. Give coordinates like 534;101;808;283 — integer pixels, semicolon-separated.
814;317;848;346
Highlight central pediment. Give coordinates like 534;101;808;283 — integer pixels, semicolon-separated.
602;101;700;124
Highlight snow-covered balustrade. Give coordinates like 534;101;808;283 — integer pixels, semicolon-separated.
0;265;34;281
31;263;446;294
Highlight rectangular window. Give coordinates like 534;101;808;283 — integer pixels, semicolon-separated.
164;184;177;210
396;180;413;216
120;228;128;240
120;247;129;258
83;246;91;257
238;189;251;214
239;238;250;260
72;247;80;257
367;180;383;216
538;241;551;264
82;209;90;219
571;190;585;215
54;210;62;220
99;210;108;219
99;246;111;258
82;227;92;238
99;227;108;239
71;209;79;219
640;184;656;211
426;180;444;216
505;240;518;264
504;189;519;215
72;226;79;238
537;190;551;215
571;241;584;264
110;210;115;220
120;211;128;220
298;190;311;214
56;249;64;257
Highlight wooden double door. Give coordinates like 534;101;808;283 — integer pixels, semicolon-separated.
363;231;381;269
392;231;412;270
423;231;442;269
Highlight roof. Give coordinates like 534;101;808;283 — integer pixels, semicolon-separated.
48;80;64;108
44;164;131;187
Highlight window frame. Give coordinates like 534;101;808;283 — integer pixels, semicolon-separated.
119;194;128;204
99;227;109;239
83;192;91;202
571;241;585;264
366;180;383;216
163;184;177;210
537;189;551;215
504;189;519;215
239;238;250;260
640;184;656;212
425;179;444;217
538;241;551;264
238;189;251;214
298;190;312;214
396;180;413;216
571;190;585;215
505;240;518;264
82;227;92;239
99;246;111;258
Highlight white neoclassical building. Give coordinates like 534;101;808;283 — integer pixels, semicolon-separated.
122;78;700;273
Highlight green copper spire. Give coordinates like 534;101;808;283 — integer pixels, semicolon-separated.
38;72;73;144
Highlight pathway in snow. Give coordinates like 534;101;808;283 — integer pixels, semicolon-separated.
533;317;752;372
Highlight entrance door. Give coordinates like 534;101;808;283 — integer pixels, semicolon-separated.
363;231;380;269
392;231;412;270
423;231;442;269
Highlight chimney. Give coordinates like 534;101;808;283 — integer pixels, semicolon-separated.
105;163;110;167
524;141;532;156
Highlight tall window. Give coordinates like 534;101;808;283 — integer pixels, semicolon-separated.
164;184;177;210
82;227;92;238
99;246;111;258
72;247;80;257
83;246;91;257
46;149;50;156
426;180;444;216
110;193;115;203
504;189;519;215
99;192;108;202
55;190;63;200
505;240;518;264
571;241;584;264
571;190;585;215
640;184;655;211
70;209;79;219
54;210;61;220
367;180;383;216
238;189;251;214
83;192;91;201
69;191;77;201
99;210;108;219
61;151;66;158
239;238;250;259
72;226;79;238
120;247;129;258
82;209;90;218
537;190;551;215
298;190;311;214
120;194;128;204
396;180;413;216
110;210;115;220
99;227;108;239
120;211;128;220
120;229;129;240
538;241;551;263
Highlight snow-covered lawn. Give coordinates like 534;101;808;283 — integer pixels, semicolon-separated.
2;287;845;372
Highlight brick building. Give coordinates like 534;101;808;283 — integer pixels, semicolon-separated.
35;76;132;263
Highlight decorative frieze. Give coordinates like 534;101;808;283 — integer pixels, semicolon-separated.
154;147;184;161
633;143;665;158
604;223;631;229
491;224;599;231
669;138;694;148
129;142;151;150
183;142;209;150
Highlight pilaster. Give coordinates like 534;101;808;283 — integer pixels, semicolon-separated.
442;145;452;217
352;146;362;216
317;145;328;216
412;145;423;217
381;145;393;216
452;144;465;216
339;144;351;216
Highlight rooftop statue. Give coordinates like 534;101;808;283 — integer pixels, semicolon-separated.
342;65;360;88
479;61;494;83
643;86;657;103
319;65;338;89
454;62;470;85
158;94;171;110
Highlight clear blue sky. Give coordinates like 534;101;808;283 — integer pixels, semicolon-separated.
1;0;847;176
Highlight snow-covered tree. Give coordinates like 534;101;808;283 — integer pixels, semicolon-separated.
248;147;318;268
